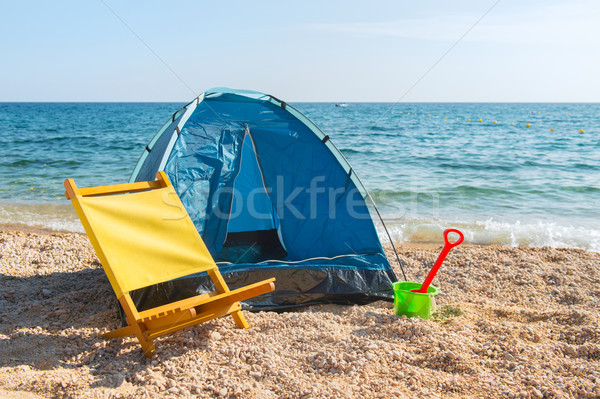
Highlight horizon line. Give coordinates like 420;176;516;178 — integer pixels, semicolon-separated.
1;100;599;104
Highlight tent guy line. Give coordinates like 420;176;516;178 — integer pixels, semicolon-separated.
99;0;198;97
373;0;502;125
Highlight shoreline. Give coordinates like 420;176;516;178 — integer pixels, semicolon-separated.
0;224;84;236
1;229;599;398
1;223;597;254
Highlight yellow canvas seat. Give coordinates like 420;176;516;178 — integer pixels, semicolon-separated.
64;171;275;357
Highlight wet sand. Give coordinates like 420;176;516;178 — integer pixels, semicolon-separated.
1;230;599;398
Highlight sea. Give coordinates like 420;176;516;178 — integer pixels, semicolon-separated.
0;102;598;252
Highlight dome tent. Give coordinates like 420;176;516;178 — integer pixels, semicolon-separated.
130;88;398;310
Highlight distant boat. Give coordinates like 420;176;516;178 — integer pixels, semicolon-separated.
335;103;348;107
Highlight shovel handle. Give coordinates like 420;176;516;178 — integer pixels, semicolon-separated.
412;229;464;293
443;228;464;248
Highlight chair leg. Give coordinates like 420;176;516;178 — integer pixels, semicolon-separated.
207;269;250;329
231;309;249;329
140;338;155;357
101;320;155;357
130;320;155;358
101;325;135;339
119;294;156;357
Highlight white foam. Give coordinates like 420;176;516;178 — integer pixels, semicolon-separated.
0;202;84;233
2;201;599;252
377;218;600;252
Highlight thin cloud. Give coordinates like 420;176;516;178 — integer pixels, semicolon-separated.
306;17;469;42
304;1;600;46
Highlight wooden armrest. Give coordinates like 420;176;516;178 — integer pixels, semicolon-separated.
138;278;276;323
194;278;275;314
138;291;217;322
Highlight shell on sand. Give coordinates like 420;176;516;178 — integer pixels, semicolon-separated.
0;230;599;398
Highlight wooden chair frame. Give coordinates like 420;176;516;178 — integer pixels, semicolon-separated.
65;172;275;357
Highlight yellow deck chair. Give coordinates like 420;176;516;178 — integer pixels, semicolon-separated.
64;171;275;357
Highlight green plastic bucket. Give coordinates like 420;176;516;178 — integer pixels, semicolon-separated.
392;281;439;320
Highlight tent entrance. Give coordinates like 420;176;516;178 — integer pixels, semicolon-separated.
217;132;286;263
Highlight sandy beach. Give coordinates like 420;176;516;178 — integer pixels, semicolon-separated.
1;229;599;398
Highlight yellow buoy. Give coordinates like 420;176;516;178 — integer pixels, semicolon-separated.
493;121;497;124
427;114;431;117
579;129;584;133
550;128;554;132
526;123;531;127
444;117;448;119
414;113;417;116
511;123;514;125
478;118;482;122
467;119;471;122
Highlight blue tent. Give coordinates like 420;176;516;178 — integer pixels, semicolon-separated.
130;88;398;309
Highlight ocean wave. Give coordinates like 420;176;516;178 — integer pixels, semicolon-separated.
439;162;516;172
560;185;600;194
572;163;599;170
0;202;84;233
4;159;81;168
449;185;518;196
376;218;600;252
2;202;599;253
340;148;372;155
5;159;37;167
0;135;74;145
369;125;393;132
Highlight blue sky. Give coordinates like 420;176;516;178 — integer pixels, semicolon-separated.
1;0;599;102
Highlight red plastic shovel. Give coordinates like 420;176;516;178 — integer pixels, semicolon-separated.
411;228;464;293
